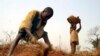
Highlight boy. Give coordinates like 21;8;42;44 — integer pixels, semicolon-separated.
8;7;53;56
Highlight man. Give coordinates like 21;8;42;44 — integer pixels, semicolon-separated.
68;16;82;54
8;7;53;56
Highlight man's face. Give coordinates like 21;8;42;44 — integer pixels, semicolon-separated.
71;24;76;30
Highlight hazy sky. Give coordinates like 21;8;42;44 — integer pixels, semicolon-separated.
0;0;100;51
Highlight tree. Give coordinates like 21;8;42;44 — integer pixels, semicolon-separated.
88;26;100;48
3;31;16;44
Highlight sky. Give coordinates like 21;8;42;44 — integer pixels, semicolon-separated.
0;0;100;52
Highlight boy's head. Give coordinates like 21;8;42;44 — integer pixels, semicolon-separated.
41;7;53;21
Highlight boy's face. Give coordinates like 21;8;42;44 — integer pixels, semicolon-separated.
41;10;52;21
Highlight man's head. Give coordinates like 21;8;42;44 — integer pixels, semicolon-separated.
41;7;53;21
71;24;76;30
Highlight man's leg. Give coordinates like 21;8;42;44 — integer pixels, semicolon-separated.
8;29;27;56
42;31;52;49
7;33;22;56
71;42;76;54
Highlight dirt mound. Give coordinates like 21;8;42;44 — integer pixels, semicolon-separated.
0;42;68;56
0;42;100;56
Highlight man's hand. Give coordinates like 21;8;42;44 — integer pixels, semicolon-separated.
79;19;81;23
25;29;38;44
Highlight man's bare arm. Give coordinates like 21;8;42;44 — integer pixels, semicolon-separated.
42;31;52;48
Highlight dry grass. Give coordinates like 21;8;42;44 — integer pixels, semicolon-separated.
0;42;100;56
